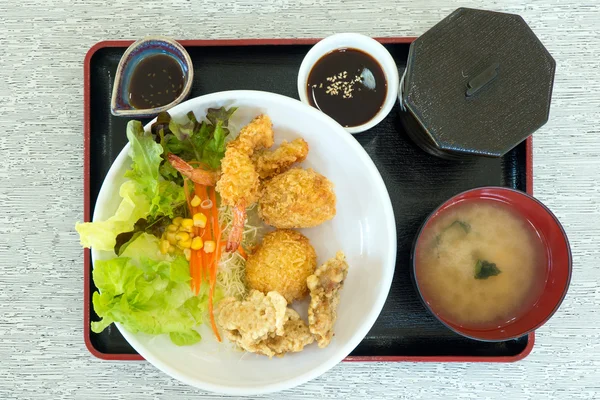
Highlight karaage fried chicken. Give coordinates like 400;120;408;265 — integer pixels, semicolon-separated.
217;290;314;358
307;251;349;348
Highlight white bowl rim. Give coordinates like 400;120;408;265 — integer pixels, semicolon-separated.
92;90;397;395
297;33;400;134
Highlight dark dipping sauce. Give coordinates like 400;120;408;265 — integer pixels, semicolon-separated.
307;48;387;127
128;54;185;109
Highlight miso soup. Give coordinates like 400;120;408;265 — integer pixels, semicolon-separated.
415;199;548;330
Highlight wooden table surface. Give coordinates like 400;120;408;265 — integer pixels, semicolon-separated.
1;0;599;398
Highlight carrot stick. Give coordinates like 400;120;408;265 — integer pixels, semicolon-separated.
237;245;248;260
204;187;222;341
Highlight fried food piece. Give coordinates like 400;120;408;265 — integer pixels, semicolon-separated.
307;251;349;348
217;115;275;205
217;290;288;346
233;114;275;154
258;168;336;228
244;309;314;358
252;138;309;180
216;115;275;251
246;229;317;303
217;291;314;358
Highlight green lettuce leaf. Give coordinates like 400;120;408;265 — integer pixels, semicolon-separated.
76;121;184;252
75;180;151;251
90;236;205;346
169;331;202;346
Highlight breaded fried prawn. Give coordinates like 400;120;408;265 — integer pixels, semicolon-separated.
216;115;275;251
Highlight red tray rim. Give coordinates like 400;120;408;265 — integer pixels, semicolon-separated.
83;37;535;362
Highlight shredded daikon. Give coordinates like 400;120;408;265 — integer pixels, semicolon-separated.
215;202;262;299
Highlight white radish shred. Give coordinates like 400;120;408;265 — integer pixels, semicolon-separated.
215;202;262;299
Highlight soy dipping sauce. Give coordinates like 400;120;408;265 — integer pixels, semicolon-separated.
128;54;185;109
307;48;387;127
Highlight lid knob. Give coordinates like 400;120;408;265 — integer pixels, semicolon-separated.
466;63;499;98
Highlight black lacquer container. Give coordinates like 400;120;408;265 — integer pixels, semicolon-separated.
399;8;556;159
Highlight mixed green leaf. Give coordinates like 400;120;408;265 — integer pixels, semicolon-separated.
153;106;237;171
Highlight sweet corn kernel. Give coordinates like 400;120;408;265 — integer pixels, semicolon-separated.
180;218;194;229
175;231;190;242
172;217;183;226
193;212;207;228
183;248;191;261
168;244;176;254
204;240;216;253
159;240;170;254
166;231;177;244
167;224;178;232
191;236;203;250
178;239;192;249
190;195;201;208
180;225;192;233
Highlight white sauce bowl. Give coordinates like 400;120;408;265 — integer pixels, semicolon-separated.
297;33;399;134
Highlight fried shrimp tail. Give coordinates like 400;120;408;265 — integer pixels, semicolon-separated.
168;154;219;186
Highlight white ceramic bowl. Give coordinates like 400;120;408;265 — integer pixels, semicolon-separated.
297;33;399;134
92;90;397;395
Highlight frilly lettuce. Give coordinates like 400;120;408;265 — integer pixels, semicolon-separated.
76;121;184;252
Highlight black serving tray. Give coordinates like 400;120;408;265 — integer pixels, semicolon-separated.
83;38;533;362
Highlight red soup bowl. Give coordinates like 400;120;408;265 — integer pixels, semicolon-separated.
411;187;572;342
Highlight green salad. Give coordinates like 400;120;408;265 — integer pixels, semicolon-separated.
76;108;255;346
